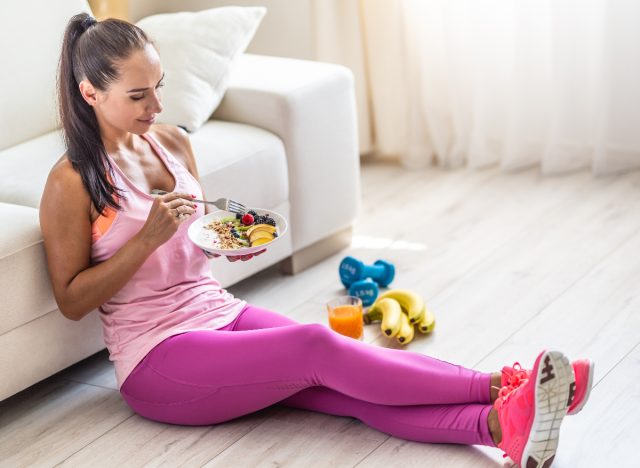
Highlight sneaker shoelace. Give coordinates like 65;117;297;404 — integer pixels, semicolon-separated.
493;362;530;458
503;362;529;389
494;362;529;403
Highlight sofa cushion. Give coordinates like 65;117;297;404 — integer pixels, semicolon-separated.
0;203;58;336
0;131;65;208
0;0;91;151
190;120;289;210
0;121;288;211
137;7;266;132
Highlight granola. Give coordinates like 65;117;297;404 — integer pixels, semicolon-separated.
203;219;247;249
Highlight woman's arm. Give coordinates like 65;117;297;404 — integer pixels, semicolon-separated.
39;159;196;321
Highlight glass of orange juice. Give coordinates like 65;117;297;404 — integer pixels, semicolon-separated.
326;296;363;340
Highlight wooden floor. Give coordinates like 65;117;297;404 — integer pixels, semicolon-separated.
2;161;639;467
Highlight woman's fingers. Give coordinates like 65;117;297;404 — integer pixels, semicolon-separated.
225;254;253;262
161;193;196;209
159;192;195;202
158;193;197;221
165;197;196;211
140;193;196;247
201;249;219;259
220;249;267;261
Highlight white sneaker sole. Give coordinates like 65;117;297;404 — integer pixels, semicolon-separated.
567;360;594;416
521;350;574;468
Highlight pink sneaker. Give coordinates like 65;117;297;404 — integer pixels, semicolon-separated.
566;359;594;415
494;350;574;467
502;359;594;415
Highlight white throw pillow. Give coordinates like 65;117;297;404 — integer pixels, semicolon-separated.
136;7;266;132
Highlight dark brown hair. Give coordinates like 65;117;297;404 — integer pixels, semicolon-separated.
58;13;151;214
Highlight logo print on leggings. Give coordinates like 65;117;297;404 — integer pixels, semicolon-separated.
567;381;576;406
540;356;555;384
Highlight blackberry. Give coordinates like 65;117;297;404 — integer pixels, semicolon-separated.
248;210;258;217
263;217;276;226
255;215;265;224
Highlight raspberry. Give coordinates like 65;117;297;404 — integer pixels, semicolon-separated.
241;213;254;225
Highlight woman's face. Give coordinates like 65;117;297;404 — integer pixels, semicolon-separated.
87;43;164;135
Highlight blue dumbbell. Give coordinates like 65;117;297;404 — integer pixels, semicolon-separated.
349;279;379;307
339;256;395;288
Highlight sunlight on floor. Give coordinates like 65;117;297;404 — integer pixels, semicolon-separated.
352;235;427;251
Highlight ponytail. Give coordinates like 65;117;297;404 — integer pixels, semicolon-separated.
57;13;150;214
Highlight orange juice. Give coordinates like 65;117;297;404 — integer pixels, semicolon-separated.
328;304;363;340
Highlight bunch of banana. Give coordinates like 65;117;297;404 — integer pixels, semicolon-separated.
363;289;435;345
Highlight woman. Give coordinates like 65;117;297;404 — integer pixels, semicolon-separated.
40;13;593;468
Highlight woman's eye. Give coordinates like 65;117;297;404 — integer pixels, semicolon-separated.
130;83;163;101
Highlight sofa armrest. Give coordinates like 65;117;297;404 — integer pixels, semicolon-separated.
212;54;361;252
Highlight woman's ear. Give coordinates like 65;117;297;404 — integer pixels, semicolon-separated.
78;80;98;107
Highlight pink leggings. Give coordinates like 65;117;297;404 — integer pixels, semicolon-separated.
121;305;495;446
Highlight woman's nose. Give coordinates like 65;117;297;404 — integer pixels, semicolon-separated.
148;91;163;114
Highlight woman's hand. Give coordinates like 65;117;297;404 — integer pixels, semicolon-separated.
137;192;197;250
203;249;267;262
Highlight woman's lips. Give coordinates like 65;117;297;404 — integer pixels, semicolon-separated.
138;116;156;124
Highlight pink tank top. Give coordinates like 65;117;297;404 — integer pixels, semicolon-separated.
91;133;245;388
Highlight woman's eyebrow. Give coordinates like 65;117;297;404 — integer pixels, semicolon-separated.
126;73;165;93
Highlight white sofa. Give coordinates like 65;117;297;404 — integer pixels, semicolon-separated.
0;0;360;401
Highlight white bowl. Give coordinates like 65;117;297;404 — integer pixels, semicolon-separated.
188;208;287;256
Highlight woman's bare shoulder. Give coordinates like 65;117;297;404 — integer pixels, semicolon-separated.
47;155;82;188
150;123;189;151
42;155;91;208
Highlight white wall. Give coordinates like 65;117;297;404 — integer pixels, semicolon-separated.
130;0;316;60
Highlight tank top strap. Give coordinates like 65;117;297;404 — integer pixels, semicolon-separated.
140;133;175;167
141;132;194;191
